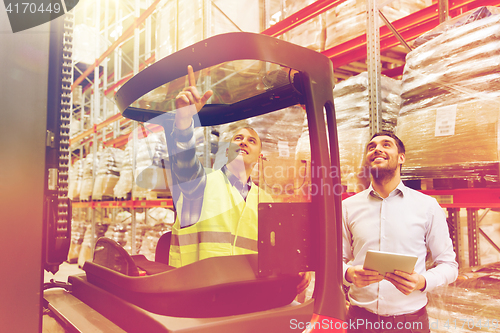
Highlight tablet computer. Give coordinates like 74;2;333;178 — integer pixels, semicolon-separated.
363;250;418;276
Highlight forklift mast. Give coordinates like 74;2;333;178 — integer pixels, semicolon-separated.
0;10;73;333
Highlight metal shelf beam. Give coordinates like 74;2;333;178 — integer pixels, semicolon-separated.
261;0;348;37
421;188;500;209
323;0;500;68
72;199;173;209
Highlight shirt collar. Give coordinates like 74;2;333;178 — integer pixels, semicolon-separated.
368;181;406;199
221;165;252;189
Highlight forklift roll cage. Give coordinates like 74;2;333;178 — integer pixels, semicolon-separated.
56;32;346;332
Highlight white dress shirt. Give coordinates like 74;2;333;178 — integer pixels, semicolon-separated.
342;181;458;316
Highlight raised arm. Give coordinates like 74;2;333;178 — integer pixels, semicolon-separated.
170;66;213;227
174;65;213;130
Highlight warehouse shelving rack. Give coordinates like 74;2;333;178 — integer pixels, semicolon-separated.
73;198;173;209
420;188;500;268
69;0;500;266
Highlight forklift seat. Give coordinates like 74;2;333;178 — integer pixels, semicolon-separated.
93;237;174;276
83;237;300;318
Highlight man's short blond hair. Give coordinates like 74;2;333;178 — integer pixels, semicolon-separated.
231;127;262;151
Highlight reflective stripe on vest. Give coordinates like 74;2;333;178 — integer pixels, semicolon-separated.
169;169;272;267
171;231;258;252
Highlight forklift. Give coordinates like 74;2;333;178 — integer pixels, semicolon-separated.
9;26;346;331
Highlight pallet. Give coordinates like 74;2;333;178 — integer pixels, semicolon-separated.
146;190;172;200
92;195;116;202
402;163;500;190
402;177;500;191
115;193;132;201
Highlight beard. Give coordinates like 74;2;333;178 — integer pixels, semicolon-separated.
369;159;399;181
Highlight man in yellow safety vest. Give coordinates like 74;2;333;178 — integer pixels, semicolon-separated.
167;65;310;295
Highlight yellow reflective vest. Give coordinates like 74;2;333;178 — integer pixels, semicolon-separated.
169;169;272;268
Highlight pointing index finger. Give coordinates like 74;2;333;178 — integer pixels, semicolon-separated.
187;65;196;87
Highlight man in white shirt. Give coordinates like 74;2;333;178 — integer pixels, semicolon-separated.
342;131;458;332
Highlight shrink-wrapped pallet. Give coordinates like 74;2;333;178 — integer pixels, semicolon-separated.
79;153;100;201
156;0;203;61
397;7;500;183
156;0;259;61
92;147;124;200
104;220;130;248
283;0;326;52
139;208;175;261
397;100;500;181
68;159;83;201
103;211;134;253
78;222;108;267
114;145;133;200
294;119;311;202
155;0;262;116
140;223;173;261
333;72;401;192
193;127;219;168
73;24;106;65
215;106;306;202
123;212;148;255
134;131;171;199
325;0;427;49
427;262;500;332
67;219;87;263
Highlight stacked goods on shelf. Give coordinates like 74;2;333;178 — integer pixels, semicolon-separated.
134;131;171;199
156;0;178;60
216;105;306;202
124;223;145;255
139;208;175;261
78;222;108;267
283;0;325;52
427;262;500;332
155;0;263;116
425;209;500;328
156;0;259;61
92;147;124;200
67;219;87;263
69;117;81;137
79;153;100;201
333;72;401;192
325;0;428;49
114;146;133;200
396;7;500;185
210;0;260;36
193;126;219;168
68;159;83;201
208;60;272;112
294;118;311;202
119;209;174;256
103;211;131;247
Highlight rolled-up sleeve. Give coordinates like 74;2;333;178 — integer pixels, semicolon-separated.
421;200;459;292
342;202;354;287
171;117;206;200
